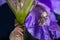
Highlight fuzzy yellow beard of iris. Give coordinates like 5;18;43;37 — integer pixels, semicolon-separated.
41;12;47;17
38;11;50;26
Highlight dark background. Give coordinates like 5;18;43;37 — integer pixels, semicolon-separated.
0;3;15;40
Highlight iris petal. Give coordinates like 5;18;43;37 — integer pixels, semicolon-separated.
25;1;60;40
51;0;60;15
36;0;52;9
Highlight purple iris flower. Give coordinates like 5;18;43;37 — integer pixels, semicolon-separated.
25;0;60;40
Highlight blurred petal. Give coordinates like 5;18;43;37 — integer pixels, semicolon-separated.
0;0;6;6
51;0;60;15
